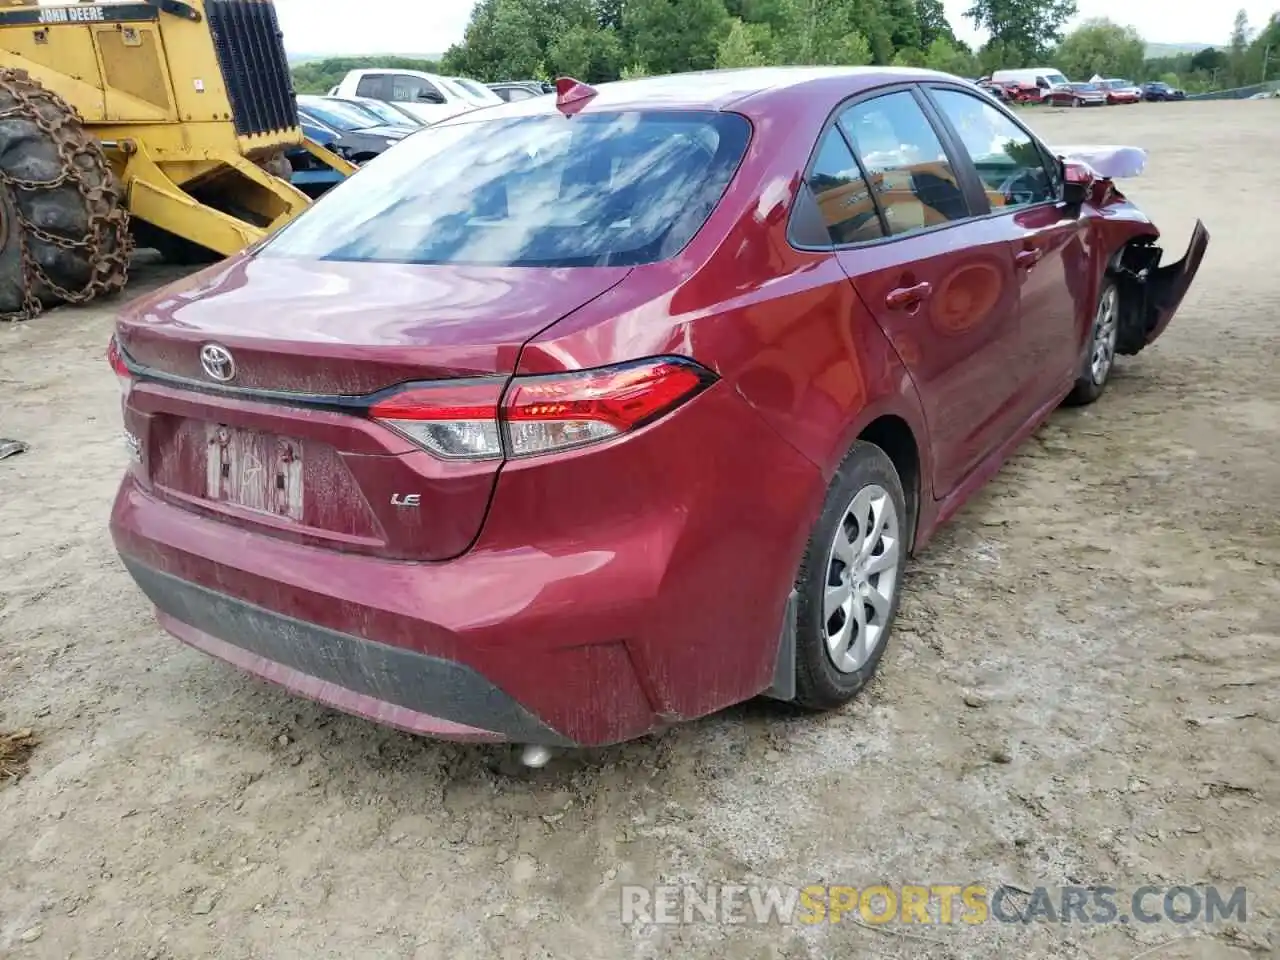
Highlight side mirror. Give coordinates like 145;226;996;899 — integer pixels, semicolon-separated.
1061;159;1095;207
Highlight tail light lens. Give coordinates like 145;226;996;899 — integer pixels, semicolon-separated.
368;379;505;461
368;357;714;461
106;335;131;396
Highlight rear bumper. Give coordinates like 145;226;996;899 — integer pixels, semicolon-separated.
110;383;824;747
121;557;572;744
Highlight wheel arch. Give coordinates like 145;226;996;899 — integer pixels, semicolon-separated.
856;414;923;555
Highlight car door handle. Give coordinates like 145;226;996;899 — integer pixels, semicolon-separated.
1015;248;1043;268
885;281;932;310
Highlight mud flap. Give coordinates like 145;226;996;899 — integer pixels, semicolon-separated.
1116;219;1210;355
762;589;797;702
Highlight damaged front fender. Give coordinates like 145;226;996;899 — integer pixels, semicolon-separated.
1111;219;1210;355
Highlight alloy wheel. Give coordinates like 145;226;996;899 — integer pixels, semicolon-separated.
1091;286;1119;384
823;484;901;674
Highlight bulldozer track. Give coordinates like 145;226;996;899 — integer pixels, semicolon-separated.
0;67;131;322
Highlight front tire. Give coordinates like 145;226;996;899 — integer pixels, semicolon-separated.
793;441;908;710
1065;278;1120;406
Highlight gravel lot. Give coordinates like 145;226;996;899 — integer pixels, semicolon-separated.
2;100;1277;960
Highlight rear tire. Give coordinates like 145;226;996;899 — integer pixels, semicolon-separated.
793;441;908;710
0;68;130;321
1065;278;1120;406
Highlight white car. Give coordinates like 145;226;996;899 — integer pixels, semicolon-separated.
327;69;503;124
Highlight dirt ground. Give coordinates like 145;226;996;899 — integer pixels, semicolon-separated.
2;100;1278;960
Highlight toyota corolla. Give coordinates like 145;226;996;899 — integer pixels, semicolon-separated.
108;68;1207;751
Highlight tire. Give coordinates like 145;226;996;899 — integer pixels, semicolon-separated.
0;68;130;320
1065;278;1120;406
793;441;909;710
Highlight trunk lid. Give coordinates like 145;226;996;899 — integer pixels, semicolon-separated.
118;254;630;393
117;254;630;561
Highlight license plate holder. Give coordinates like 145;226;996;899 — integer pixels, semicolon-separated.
206;424;304;521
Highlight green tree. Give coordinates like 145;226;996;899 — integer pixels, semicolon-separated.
716;18;770;66
965;0;1077;62
924;36;978;76
547;23;624;80
916;0;955;45
1053;18;1145;82
775;0;879;64
1189;47;1228;73
440;0;545;79
625;0;732;74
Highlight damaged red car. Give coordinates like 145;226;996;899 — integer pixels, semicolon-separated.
109;68;1208;752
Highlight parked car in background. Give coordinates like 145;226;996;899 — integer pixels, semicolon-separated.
341;96;426;128
328;69;500;123
1098;79;1142;104
1142;81;1186;101
990;66;1069;98
489;80;554;102
295;95;415;164
449;76;506;107
1044;82;1108;107
287;113;348;198
110;68;1207;751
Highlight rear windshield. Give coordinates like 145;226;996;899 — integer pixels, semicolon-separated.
262;111;751;268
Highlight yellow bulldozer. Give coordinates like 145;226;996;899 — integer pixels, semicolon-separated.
0;0;355;320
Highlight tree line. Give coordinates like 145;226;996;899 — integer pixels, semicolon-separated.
289;1;1280;96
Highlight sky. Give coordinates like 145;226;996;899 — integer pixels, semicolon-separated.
270;0;1278;57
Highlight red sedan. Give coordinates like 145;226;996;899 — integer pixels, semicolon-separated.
1044;82;1109;107
1099;79;1143;104
109;68;1208;753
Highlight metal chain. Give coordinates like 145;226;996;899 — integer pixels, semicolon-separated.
0;68;133;322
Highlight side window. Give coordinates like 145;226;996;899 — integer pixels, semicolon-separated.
505;88;536;102
839;91;969;238
355;76;384;99
390;75;439;103
805;128;885;245
930;88;1055;210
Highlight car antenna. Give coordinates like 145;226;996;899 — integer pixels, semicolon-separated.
554;77;598;115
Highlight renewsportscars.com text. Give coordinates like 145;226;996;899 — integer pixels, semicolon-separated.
620;884;1248;927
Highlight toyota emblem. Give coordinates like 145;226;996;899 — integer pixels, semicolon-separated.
199;343;236;383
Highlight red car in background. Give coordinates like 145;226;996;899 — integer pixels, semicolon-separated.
109;68;1208;752
1099;79;1142;104
1044;82;1109;107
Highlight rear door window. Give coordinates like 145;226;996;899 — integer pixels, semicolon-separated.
355;75;386;99
838;91;970;238
264;111;751;268
390;75;440;103
929;88;1056;210
805;128;884;244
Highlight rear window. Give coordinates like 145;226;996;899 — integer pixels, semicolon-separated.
263;111;751;268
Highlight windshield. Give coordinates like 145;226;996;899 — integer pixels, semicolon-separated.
1110;79;1133;87
1045;73;1068;86
298;98;382;132
262;111;751;268
353;99;420;127
451;77;503;104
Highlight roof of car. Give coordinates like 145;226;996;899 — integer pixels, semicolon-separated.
437;66;961;123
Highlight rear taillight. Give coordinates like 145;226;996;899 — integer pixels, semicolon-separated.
368;357;714;461
106;335;131;396
368;378;505;461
